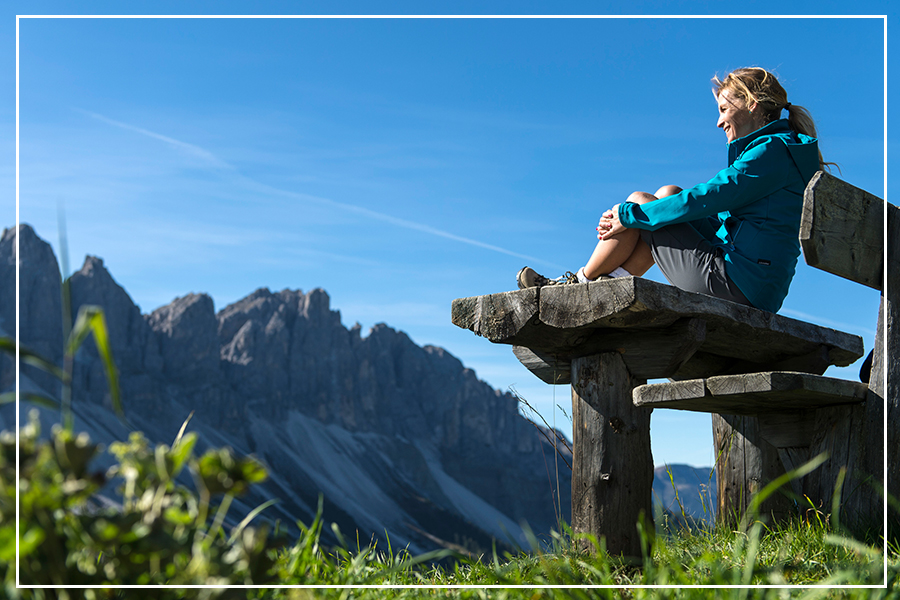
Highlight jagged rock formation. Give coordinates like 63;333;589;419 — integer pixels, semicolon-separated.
1;224;573;554
0;225;63;396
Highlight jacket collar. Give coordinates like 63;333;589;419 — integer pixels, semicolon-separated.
728;119;792;165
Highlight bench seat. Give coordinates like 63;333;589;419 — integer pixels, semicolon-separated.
632;371;868;416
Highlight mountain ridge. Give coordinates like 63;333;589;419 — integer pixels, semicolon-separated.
2;223;575;554
1;223;714;554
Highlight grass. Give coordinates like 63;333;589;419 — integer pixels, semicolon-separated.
243;499;896;598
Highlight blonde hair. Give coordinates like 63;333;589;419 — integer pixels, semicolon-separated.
713;67;834;171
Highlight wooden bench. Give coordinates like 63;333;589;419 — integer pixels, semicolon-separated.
632;172;894;534
452;172;894;556
451;223;870;556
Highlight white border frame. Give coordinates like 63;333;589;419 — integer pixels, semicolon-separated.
14;12;889;592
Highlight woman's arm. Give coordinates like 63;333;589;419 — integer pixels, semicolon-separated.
618;137;795;231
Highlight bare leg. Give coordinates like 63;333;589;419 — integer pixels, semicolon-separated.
583;185;682;279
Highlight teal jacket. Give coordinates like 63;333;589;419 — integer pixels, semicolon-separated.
618;119;821;313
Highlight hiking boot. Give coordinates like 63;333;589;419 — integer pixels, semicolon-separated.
517;267;580;289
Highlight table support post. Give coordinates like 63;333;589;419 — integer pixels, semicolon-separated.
712;414;794;525
571;352;652;557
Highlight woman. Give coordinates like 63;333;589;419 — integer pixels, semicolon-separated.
517;67;828;314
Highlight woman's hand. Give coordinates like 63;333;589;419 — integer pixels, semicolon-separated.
597;203;627;240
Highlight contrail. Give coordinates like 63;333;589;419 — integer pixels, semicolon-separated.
77;108;562;269
76;109;233;170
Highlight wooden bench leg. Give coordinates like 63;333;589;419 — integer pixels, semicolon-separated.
807;295;887;537
571;352;652;557
712;413;796;525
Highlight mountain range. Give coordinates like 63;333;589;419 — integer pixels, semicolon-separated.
1;224;713;555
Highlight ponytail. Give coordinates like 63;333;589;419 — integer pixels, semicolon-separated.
784;103;836;172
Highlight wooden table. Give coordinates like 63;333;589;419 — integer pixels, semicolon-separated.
452;276;863;557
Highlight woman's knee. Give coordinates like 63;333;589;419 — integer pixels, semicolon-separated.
654;185;682;198
625;191;658;205
626;185;682;205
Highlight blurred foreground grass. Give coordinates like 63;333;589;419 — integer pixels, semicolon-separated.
3;407;895;599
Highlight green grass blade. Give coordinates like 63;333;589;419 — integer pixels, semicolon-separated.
173;410;195;447
228;498;280;545
0;337;66;381
67;305;122;419
0;391;60;409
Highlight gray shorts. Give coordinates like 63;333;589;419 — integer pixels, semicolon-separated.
640;221;752;307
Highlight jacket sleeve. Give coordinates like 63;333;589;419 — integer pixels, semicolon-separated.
619;136;794;231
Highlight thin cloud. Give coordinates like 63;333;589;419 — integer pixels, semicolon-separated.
77;108;562;269
75;108;234;170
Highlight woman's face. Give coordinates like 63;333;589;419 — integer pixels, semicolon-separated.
716;89;757;143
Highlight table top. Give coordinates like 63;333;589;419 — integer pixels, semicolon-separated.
451;277;864;385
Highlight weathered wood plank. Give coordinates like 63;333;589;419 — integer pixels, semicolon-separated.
887;202;900;532
452;277;863;384
712;414;794;525
450;287;539;343
539;277;647;330
571;352;652;558
512;318;706;384
834;293;886;536
778;447;811;474
757;410;816;448
540;278;861;368
801;202;894;536
633;377;707;405
706;372;869;403
713;413;743;523
512;346;570;385
800;170;884;290
613;317;707;380
632;372;868;415
804;404;855;516
778;446;812;503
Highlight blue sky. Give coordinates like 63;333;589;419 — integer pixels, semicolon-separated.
6;1;893;468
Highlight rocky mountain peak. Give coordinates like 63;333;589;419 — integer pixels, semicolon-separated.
68;255;155;374
0;224;63;393
299;287;332;321
148;293;220;383
4;223;574;553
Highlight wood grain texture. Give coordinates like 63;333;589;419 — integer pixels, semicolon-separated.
450;287;539;343
712;413;794;525
512;346;570;385
778;446;812;503
542;278;862;367
886;203;900;531
835;293;886;536
804;404;855;516
806;201;896;536
632;372;867;415
800;170;884;290
452;277;863;384
511;318;706;385
756;410;816;448
571;352;651;558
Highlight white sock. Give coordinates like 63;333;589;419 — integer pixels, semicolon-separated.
608;267;632;278
576;267;593;283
